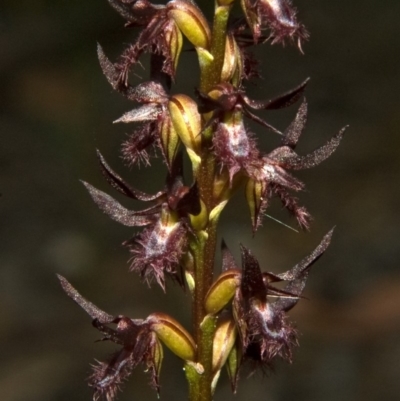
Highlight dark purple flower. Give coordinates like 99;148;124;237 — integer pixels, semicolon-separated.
57;275;163;401
198;79;309;183
98;46;179;168
241;0;309;48
105;0;210;86
83;151;200;289
246;100;347;231
232;229;333;371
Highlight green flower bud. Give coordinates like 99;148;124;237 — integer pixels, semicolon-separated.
168;94;202;154
221;34;239;82
245;177;266;233
189;199;208;231
165;20;183;74
167;0;211;49
212;315;237;373
226;340;241;393
160;115;181;172
149;334;164;394
205;270;241;314
148;312;196;362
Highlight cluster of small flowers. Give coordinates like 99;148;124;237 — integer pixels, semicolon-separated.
59;1;344;400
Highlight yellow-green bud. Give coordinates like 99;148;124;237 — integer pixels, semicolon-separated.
212;315;237;373
165;21;183;74
189;199;208;231
149;312;196;362
221;34;239;82
205;270;241;314
226;340;241;393
168;94;202;154
160;115;181;171
168;0;211;49
245;178;266;232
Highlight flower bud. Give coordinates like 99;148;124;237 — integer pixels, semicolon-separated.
196;47;214;72
147;332;164;395
205;270;241;314
221;34;239;82
189;199;208;231
160;114;181;170
212;315;237;373
226;340;241;393
168;94;202;154
165;20;183;74
167;0;211;49
245;177;266;232
148;312;196;362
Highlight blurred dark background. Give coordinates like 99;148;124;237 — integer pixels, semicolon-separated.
1;1;400;400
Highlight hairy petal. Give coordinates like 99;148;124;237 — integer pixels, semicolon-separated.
114;104;162;123
283;126;347;170
242;78;309;110
97;44;139;100
282;98;308;148
121;123;158;167
240;245;267;300
272;230;333;312
268;183;312;230
82;181;155;227
278;228;334;281
90;349;135;401
222;239;240;272
57;275;114;323
97;150;164;201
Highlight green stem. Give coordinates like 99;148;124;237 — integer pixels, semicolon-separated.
189;151;218;401
199;4;231;93
188;5;232;401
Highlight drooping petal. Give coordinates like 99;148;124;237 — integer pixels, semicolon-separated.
97;44;139;100
282;126;347;170
97;150;164;201
273;230;333;312
278;228;334;282
242;78;309;110
114;104;162;123
82;181;155;227
282;98;308;148
57;275;114;323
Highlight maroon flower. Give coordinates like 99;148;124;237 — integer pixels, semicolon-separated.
198;79;309;183
241;0;309;48
98;46;179;168
246;100;347;231
105;0;210;85
57;275;163;401
106;0;179;84
232;229;333;372
83;151;200;289
204;230;333;391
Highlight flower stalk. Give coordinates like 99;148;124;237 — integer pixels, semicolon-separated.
58;1;345;401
